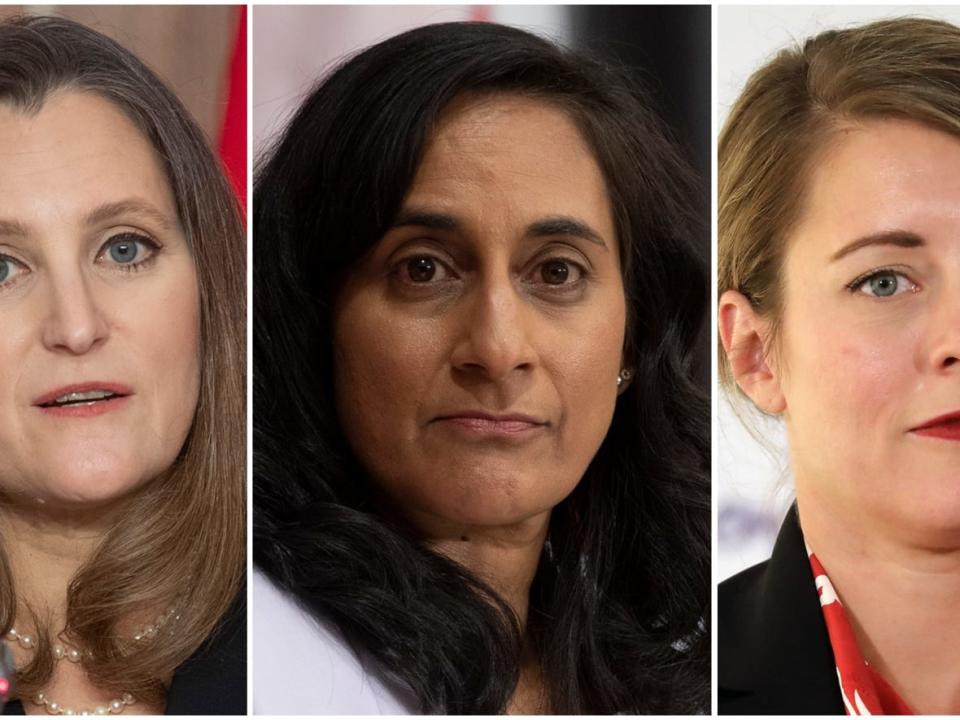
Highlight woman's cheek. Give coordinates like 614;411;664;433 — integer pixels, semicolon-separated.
784;307;921;486
835;313;923;425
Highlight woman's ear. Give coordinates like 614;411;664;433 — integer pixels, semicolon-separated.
718;290;786;414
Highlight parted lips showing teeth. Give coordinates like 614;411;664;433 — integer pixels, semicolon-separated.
32;383;134;410
43;390;119;407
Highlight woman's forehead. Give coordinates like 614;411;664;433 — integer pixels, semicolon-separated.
0;90;178;239
787;118;960;265
403;94;616;248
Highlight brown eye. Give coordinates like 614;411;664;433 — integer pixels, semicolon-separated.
406;256;437;282
540;260;571;285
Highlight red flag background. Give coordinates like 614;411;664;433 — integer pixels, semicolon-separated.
219;5;247;209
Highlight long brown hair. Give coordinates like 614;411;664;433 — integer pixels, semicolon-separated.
719;17;960;394
0;15;245;705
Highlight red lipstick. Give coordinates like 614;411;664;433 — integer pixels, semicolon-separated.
911;411;960;441
33;382;133;418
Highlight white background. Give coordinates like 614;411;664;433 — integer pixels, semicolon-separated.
253;5;570;159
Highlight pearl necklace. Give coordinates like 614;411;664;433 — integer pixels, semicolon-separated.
30;690;135;716
3;607;179;716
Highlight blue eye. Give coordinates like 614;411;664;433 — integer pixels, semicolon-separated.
868;273;898;297
0;255;27;287
109;239;139;263
98;233;159;270
849;269;916;298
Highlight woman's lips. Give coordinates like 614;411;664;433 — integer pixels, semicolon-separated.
432;412;547;439
911;411;960;441
33;382;133;419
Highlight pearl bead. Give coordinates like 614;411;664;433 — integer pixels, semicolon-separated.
15;604;176;717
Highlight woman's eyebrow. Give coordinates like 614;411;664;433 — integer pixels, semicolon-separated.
0;217;28;238
391;209;459;231
84;198;174;230
392;209;607;248
0;200;173;239
831;229;925;261
527;216;607;249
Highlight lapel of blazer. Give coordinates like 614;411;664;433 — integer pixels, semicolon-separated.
720;506;844;714
164;591;246;715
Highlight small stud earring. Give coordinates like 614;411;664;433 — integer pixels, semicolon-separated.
617;368;632;388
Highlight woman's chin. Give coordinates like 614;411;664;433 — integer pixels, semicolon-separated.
860;479;960;547
438;503;550;529
401;478;573;532
900;496;960;545
11;465;155;511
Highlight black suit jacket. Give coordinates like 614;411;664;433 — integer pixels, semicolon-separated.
2;592;246;716
719;507;844;715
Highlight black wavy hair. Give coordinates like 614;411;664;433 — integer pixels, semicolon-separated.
254;21;709;714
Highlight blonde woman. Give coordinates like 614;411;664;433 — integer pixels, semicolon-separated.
719;17;960;715
0;16;245;715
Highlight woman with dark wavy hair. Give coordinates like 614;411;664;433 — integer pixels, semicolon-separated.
253;20;708;715
0;15;246;716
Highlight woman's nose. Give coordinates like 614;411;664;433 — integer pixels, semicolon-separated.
41;273;110;355
925;284;960;373
450;276;536;381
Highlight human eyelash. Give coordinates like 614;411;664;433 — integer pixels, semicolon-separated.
97;232;162;273
845;265;917;296
389;253;459;287
530;256;591;291
0;253;29;291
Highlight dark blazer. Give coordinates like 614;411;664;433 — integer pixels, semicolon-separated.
2;592;246;716
719;507;844;715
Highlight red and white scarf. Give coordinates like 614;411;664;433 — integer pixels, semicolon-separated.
808;550;913;715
